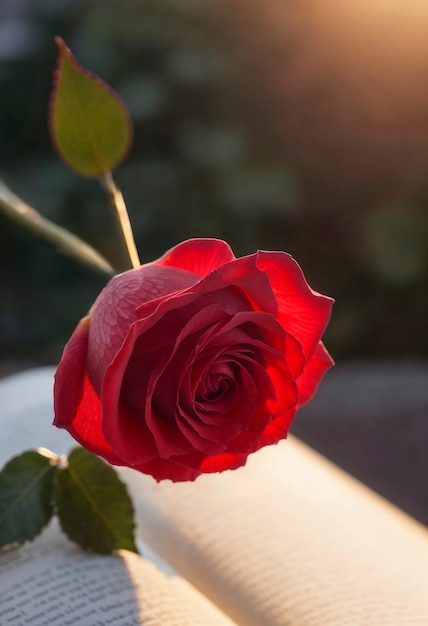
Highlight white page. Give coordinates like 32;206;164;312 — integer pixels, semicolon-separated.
0;522;238;626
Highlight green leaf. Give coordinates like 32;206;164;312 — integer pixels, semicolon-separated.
49;37;132;177
55;447;138;554
0;450;57;550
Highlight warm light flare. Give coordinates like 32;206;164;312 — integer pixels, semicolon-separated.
216;0;428;186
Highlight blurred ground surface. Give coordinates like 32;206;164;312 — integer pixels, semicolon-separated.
291;361;428;527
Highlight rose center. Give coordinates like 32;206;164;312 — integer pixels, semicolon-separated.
197;362;235;403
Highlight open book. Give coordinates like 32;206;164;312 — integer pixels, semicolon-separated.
1;367;428;626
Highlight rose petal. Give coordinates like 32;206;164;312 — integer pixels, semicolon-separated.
117;303;240;460
256;251;334;359
134;447;213;481
297;341;334;407
194;361;240;415
136;446;249;481
202;310;298;419
258;407;297;447
224;351;293;454
88;266;197;389
106;403;161;465
156;238;236;277
176;363;257;454
53;317;121;464
54;316;90;428
192;253;278;318
134;457;201;482
141;447;250;480
200;451;249;475
144;309;233;456
103;323;194;462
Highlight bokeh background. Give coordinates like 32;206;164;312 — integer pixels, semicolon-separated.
0;1;427;521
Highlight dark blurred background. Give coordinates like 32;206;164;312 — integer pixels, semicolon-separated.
0;1;427;522
1;0;428;368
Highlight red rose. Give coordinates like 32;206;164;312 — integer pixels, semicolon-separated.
54;239;333;481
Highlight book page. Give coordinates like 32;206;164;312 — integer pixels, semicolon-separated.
0;523;238;626
1;525;143;626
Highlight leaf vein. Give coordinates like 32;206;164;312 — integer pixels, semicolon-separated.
0;463;52;524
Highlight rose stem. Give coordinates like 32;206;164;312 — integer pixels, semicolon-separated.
100;171;141;270
0;180;115;275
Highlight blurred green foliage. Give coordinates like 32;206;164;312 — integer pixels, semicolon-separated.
0;0;427;370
